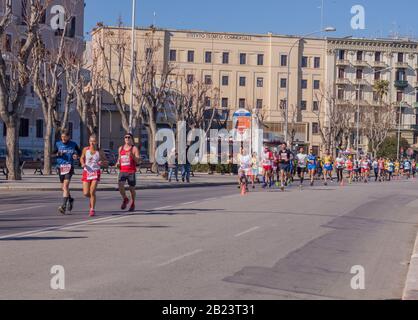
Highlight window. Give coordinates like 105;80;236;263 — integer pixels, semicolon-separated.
239;98;246;108
301;79;308;89
314;80;320;90
373;91;379;101
314;57;321;68
221;75;229;86
357;51;363;61
169;49;176;62
239;76;246;87
280;99;287;109
280;78;287;89
313;101;319;111
204;75;212;85
356;89;364;100
301;56;308;68
187;74;194;84
145;48;152;62
356;69;363;79
300;101;307;111
240;53;246;65
19;118;29;137
187;50;194;63
257;77;264;88
4;34;12;52
338;68;345;79
257;54;264;66
398;52;404;63
2;122;6;136
36;119;43;138
339;50;345;60
221;98;228;109
312;123;319;135
256;99;263;109
65;17;76;38
280;55;287;67
338;88;345;100
396;70;406;81
222;52;229;64
397;91;403;102
205;51;212;63
375;52;381;62
204;97;211;107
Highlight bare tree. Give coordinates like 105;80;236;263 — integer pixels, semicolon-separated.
280;102;298;147
0;0;49;180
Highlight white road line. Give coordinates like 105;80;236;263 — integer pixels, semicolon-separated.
154;206;172;211
181;201;197;205
234;226;260;238
0;205;47;214
158;249;203;267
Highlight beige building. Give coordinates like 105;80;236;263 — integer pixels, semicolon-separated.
326;38;418;152
92;26;327;155
0;0;85;158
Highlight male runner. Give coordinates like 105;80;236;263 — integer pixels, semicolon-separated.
296;147;308;188
55;129;82;215
278;143;292;191
117;133;141;212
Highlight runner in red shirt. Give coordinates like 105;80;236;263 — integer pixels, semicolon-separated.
262;147;274;188
117;133;141;212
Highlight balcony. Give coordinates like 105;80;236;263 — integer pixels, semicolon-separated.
395;61;409;69
353;78;369;86
372;61;387;68
336;99;350;105
336;59;350;66
335;78;351;86
353;60;369;68
394;80;409;90
410;125;418;131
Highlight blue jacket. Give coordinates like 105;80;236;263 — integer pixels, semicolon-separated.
54;141;81;166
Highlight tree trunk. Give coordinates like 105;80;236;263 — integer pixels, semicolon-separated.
5;119;21;181
43;114;53;175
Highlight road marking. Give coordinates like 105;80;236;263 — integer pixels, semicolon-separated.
0;205;47;214
158;249;203;267
154;206;172;211
234;226;260;238
181;201;197;205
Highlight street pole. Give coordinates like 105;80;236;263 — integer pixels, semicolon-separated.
129;0;136;134
356;84;360;155
397;101;402;160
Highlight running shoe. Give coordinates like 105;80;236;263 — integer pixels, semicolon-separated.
58;206;66;215
68;198;74;212
121;198;129;210
89;209;95;217
129;203;135;212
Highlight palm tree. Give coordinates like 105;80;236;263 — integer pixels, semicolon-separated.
373;80;390;103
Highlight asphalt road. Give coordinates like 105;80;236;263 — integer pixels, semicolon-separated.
1;179;418;300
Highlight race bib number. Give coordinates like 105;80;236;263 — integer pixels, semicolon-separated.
86;170;98;181
121;155;131;167
60;164;72;176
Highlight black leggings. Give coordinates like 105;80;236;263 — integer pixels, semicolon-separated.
337;168;344;182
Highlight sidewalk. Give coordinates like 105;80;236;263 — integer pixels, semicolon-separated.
0;170;238;191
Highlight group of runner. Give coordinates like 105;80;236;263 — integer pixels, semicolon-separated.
55;130;140;217
238;143;418;192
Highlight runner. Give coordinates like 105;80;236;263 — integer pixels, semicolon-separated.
360;156;370;183
372;158;379;182
387;159;394;181
261;147;274;189
278;143;292;191
404;158;412;179
55;129;82;215
250;152;259;189
80;135;108;217
296;147;308;189
413;159;417;179
239;148;252;192
335;152;345;186
378;157;385;182
117;133;141;212
394;159;400;180
345;156;354;184
307;148;317;186
353;156;360;183
322;150;334;186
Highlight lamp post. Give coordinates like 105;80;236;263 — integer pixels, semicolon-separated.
284;27;336;145
129;0;137;134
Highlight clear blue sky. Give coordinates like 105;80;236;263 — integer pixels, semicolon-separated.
84;0;418;39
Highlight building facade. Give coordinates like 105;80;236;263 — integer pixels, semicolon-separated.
92;26;418;156
0;0;85;159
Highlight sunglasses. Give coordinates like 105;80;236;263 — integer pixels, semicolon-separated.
125;136;132;139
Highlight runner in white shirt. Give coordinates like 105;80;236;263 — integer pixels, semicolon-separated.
296;147;308;188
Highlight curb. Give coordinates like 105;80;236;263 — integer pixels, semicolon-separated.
403;230;418;300
0;181;238;192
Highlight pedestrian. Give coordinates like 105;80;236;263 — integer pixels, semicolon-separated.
181;145;191;183
80;134;108;217
168;148;179;182
117;133;141;212
55;129;82;215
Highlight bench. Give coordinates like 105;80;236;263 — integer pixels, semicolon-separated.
0;159;8;178
20;160;44;175
138;162;155;174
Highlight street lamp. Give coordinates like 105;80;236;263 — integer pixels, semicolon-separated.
129;0;137;134
284;27;336;144
355;66;393;155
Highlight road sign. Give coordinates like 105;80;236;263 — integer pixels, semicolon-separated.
233;109;252;142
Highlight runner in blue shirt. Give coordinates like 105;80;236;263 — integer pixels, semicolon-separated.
54;129;81;214
307;148;317;186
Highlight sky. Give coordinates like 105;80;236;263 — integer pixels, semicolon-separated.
84;0;418;40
